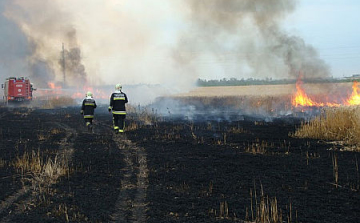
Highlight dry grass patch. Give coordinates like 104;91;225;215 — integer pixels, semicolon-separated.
37;133;48;141
37;128;63;141
13;150;68;187
292;106;360;150
12;150;69;213
50;204;88;222
246;184;296;223
50;128;62;134
244;139;269;155
0;158;6;168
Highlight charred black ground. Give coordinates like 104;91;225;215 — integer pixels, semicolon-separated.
0;105;359;222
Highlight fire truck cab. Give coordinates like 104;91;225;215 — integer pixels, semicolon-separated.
1;77;36;103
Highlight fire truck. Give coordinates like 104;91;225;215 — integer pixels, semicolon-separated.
2;77;36;103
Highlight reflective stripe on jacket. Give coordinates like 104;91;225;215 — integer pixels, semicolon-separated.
81;97;97;117
109;91;128;114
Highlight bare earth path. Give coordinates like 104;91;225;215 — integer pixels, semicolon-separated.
110;133;149;223
0;107;149;222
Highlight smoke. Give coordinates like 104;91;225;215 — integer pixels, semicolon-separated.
1;0;89;87
177;0;330;79
0;0;330;103
0;0;29;81
59;30;87;86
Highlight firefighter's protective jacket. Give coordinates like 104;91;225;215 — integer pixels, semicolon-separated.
109;91;128;115
81;97;97;118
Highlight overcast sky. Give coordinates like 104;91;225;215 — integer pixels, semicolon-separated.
285;0;360;77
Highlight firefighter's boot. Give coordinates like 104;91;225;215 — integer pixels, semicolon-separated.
86;122;92;133
114;126;119;134
88;124;93;133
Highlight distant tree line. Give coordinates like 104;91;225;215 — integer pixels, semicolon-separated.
196;77;360;87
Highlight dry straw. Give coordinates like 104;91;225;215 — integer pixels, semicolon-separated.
13;150;68;190
292;106;360;150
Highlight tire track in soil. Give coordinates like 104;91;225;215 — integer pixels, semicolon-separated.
0;122;77;223
110;133;149;223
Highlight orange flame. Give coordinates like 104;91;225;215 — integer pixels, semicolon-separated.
48;82;62;89
346;81;360;105
291;80;320;107
291;78;341;107
71;86;109;100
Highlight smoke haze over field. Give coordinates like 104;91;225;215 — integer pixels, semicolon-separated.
0;0;330;103
179;0;329;80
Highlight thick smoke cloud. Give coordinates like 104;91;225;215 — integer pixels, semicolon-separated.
59;29;87;86
0;0;195;92
177;0;330;79
0;0;330;102
2;0;88;88
0;0;30;82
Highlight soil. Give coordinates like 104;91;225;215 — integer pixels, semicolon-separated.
0;105;359;223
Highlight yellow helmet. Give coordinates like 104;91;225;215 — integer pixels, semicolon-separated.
115;84;122;91
86;91;93;97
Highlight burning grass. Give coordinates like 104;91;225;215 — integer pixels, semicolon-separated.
292;106;360;150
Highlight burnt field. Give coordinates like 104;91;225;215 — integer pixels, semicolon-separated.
0;105;360;223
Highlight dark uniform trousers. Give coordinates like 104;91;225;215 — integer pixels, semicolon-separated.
81;98;97;131
113;114;126;130
109;91;128;132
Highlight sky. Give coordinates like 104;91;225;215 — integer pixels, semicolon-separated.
284;0;360;78
0;0;359;96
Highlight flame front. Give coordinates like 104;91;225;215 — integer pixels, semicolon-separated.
291;80;322;107
48;82;62;89
292;78;360;108
346;81;360;105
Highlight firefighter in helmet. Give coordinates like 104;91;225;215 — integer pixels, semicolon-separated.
109;84;128;133
81;91;97;132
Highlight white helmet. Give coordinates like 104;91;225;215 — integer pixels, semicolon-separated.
86;91;93;97
115;84;122;91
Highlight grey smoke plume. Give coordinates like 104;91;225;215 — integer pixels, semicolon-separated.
30;59;55;87
60;47;87;85
0;0;193;92
59;29;87;86
177;0;330;79
0;0;330;103
0;0;29;81
2;0;88;87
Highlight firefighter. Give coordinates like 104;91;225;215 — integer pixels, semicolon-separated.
108;84;128;133
81;91;97;132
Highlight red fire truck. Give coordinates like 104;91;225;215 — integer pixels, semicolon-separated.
2;77;36;103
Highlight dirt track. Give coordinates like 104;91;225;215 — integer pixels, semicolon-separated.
0;106;148;222
0;105;359;222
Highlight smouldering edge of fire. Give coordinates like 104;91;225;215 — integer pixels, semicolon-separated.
292;80;360;107
36;80;360;108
